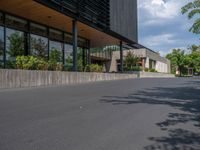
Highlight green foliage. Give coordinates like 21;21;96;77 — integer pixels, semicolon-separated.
8;32;24;57
144;68;149;72
49;48;62;62
182;0;200;34
16;56;48;70
124;66;142;72
65;56;73;71
166;49;187;76
85;64;103;72
149;68;158;72
144;67;157;72
48;49;63;71
124;51;140;71
31;37;47;58
77;49;83;71
0;39;3;56
166;45;200;76
16;56;63;71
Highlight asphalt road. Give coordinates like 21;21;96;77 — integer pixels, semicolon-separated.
0;78;200;150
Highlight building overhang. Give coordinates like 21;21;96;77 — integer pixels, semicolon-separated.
0;0;121;47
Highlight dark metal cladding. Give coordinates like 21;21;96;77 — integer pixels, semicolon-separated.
110;0;138;42
39;0;110;30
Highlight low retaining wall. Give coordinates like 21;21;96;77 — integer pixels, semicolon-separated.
132;71;175;78
0;69;137;89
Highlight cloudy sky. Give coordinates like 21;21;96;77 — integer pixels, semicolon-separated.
138;0;199;56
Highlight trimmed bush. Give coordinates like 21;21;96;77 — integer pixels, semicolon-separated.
85;64;103;72
149;68;158;72
16;56;63;71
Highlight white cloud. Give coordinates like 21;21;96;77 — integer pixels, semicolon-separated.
138;0;199;57
142;33;178;47
138;0;189;26
152;0;165;5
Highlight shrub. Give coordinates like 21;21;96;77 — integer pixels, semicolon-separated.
149;68;158;72
85;64;103;72
16;56;61;71
48;60;63;71
16;56;39;70
124;66;142;71
131;66;142;71
145;68;149;72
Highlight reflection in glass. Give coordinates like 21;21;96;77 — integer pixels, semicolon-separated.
0;26;4;68
0;12;3;25
6;28;25;68
30;34;48;58
77;47;83;71
49;29;62;41
64;33;72;44
5;15;27;31
49;40;63;62
64;44;73;71
30;23;47;37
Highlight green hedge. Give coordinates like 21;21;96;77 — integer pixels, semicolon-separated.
85;64;103;72
16;56;63;71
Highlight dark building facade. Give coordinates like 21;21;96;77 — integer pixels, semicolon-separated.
0;0;139;71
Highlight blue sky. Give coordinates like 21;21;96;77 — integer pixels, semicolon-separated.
138;0;200;56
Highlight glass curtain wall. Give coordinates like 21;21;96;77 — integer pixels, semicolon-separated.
64;33;73;71
30;23;48;59
0;11;90;70
49;28;63;63
0;26;4;68
6;28;25;68
30;34;48;58
5;15;27;68
49;40;63;62
64;44;73;71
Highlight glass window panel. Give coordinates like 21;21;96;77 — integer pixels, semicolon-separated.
5;15;27;31
77;47;83;71
30;34;48;58
78;37;87;48
64;33;72;44
49;28;63;41
64;44;73;71
49;40;63;63
30;22;47;37
0;12;3;25
0;26;4;68
6;28;25;68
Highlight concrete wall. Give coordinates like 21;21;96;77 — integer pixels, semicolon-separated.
132;71;175;78
156;61;169;73
109;49;171;73
0;69;137;89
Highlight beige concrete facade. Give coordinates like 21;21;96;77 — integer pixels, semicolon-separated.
95;49;171;73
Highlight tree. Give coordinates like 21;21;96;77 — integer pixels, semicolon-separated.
8;32;24;57
181;0;200;34
187;45;200;73
31;37;48;58
124;51;140;71
166;49;187;76
0;39;3;56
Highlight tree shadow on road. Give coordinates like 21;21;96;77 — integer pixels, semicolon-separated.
100;80;200;150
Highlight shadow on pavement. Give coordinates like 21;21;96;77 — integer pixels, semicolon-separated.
100;80;200;150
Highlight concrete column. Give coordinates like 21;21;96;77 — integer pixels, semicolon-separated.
72;20;78;71
120;41;123;72
142;58;145;71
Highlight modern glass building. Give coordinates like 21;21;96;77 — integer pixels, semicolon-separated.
0;0;140;71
